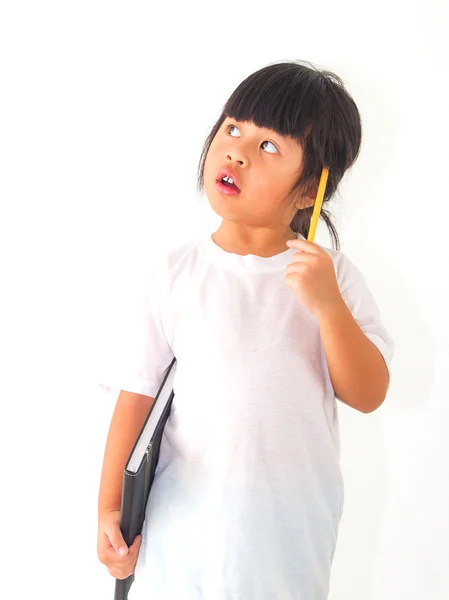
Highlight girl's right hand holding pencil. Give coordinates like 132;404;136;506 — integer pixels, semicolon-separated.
97;509;143;580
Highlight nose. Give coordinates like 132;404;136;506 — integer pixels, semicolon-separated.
226;153;244;166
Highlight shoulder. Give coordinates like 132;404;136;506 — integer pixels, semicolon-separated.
145;236;202;287
315;242;366;293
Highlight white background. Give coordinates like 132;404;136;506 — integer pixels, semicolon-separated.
1;1;448;598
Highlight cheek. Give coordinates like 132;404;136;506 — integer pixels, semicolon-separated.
203;143;221;181
203;152;213;179
255;177;288;206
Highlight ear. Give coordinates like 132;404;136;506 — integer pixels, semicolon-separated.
295;193;317;210
291;178;319;210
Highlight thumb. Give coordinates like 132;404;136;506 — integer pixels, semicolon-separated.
107;526;129;556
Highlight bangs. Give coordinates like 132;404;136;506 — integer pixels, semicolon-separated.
223;61;325;146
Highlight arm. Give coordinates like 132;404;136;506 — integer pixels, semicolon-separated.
98;391;155;517
316;298;390;414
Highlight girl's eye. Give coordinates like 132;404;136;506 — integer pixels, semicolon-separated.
226;124;279;154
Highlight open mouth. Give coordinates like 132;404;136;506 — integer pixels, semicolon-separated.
216;176;240;191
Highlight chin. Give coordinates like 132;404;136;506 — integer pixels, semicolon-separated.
207;194;245;227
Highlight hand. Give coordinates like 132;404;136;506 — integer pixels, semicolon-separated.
97;510;143;580
284;239;342;317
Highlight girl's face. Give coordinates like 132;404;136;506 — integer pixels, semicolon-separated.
203;117;314;230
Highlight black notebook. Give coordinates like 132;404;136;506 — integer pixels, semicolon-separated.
114;357;177;600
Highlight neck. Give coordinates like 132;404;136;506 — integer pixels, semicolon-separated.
211;225;297;258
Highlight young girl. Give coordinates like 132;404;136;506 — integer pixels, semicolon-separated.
97;60;395;600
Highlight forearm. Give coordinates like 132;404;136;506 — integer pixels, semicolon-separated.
316;298;389;413
98;391;155;517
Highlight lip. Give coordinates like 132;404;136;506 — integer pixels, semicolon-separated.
216;180;241;196
216;166;241;191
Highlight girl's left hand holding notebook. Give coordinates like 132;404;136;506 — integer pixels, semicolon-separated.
97;509;142;580
285;238;343;317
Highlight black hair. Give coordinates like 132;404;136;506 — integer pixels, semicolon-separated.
196;59;362;251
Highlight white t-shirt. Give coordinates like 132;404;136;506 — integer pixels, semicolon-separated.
98;231;394;600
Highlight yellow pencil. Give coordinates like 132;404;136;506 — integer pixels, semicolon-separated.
307;166;329;243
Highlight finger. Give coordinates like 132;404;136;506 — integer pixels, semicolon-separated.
285;259;315;273
285;276;300;290
105;535;140;564
289;254;315;266
286;262;308;275
108;564;134;580
109;536;142;573
129;534;143;554
104;534;141;560
101;542;139;569
286;239;322;254
105;526;129;557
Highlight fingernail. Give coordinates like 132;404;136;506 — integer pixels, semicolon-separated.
118;546;127;556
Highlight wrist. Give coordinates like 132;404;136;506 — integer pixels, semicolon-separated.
98;506;121;520
315;295;347;322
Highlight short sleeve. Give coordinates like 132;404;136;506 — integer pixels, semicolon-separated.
340;277;395;387
96;267;175;399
